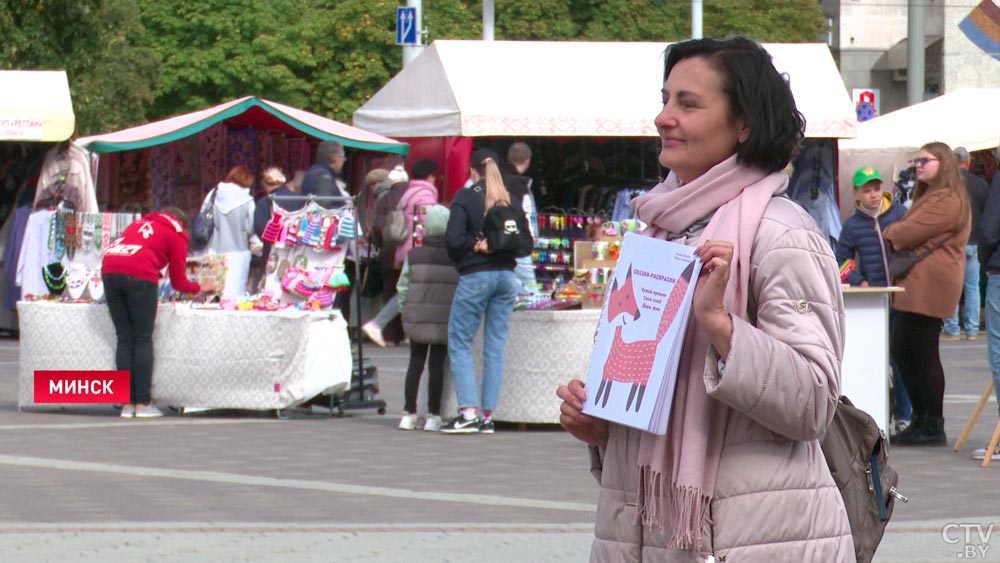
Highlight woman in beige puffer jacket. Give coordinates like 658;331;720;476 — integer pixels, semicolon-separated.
558;36;854;562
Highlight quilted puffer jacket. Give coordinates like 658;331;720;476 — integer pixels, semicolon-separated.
834;193;906;287
588;197;856;563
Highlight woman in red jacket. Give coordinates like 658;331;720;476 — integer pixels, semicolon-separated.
102;208;211;418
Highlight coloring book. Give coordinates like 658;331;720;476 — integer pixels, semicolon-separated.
582;232;701;435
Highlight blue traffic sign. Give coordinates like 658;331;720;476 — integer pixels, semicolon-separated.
396;7;418;45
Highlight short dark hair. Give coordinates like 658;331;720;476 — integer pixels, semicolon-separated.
162;206;190;232
411;159;439;180
663;37;805;174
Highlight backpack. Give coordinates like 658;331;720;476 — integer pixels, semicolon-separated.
382;187;424;245
483;201;532;257
820;396;907;563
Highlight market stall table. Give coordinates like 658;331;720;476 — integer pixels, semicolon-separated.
17;301;352;411
441;308;600;424
439;286;896;429
841;286;901;433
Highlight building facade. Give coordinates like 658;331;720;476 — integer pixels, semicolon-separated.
824;0;1000;115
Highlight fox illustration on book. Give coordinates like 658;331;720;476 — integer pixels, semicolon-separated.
593;259;697;412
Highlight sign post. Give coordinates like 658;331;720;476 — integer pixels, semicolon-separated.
396;7;418;45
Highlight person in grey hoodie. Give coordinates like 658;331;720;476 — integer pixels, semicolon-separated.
199;165;257;299
394;205;459;432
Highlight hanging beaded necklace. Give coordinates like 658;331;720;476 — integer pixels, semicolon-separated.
42;263;66;293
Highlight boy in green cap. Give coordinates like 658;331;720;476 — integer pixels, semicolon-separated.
835;165;910;432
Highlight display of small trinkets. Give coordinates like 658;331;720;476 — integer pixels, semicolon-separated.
48;211;140;261
533;212;605;290
261;205;357;252
159;255;228;302
261;202;357;309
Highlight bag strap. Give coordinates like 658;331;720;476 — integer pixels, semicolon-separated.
397;186;431;215
205;188;218;214
911;229;958;262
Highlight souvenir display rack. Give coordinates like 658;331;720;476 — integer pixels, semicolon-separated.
532;211;602;292
20;209;141;301
261;199;355;311
270;193;386;418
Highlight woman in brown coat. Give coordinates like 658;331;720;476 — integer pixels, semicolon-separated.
885;141;971;445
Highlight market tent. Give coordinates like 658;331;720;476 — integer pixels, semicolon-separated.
77;96;408;155
837;88;1000;217
0;70;75;142
353;40;857;139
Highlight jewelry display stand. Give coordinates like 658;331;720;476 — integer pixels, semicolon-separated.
269;193;386;418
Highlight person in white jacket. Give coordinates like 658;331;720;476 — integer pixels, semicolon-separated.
199;165;258;299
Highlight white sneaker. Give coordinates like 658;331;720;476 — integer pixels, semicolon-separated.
893;419;910;435
423;415;442;432
398;412;418;430
134;404;164;418
971;446;1000;461
362;321;387;348
120;404;135;418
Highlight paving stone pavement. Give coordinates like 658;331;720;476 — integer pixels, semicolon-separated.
0;335;998;562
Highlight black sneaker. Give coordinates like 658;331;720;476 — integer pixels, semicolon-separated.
478;418;495;434
440;415;482;434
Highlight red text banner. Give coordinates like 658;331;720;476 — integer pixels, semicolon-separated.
34;370;131;403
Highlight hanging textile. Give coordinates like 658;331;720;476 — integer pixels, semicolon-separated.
198;122;227;189
175;135;203;212
151;142;179;210
16;209;57;297
288;139;312;175
272;135;290;177
33;144;100;213
227;128;258;174
2;206;31;309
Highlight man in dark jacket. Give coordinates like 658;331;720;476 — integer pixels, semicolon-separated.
500;142;538;293
944;147;990;339
301;141;346;200
974;154;1000;460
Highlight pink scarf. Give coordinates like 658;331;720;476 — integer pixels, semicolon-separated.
630;154;788;550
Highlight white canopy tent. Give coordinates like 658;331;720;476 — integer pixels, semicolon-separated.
837;88;1000;218
0;70;75;142
354;40;857;140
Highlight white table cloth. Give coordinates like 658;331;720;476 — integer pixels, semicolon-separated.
441;309;600;424
17;301;352;410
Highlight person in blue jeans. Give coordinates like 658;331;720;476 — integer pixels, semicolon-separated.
975;166;1000;460
834;165;911;432
943;147;989;340
441;148;532;434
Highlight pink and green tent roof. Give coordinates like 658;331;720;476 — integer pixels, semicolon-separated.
76;96;408;155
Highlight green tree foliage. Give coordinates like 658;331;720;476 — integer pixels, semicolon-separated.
3;0;828;133
578;0;827;43
0;0;158;135
703;0;829;43
301;0;405;122
141;0;317;119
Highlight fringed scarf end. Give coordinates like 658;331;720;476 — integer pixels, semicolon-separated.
666;484;711;553
637;468;712;552
637;465;666;533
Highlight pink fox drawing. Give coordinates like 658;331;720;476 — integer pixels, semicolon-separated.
594;259;696;412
